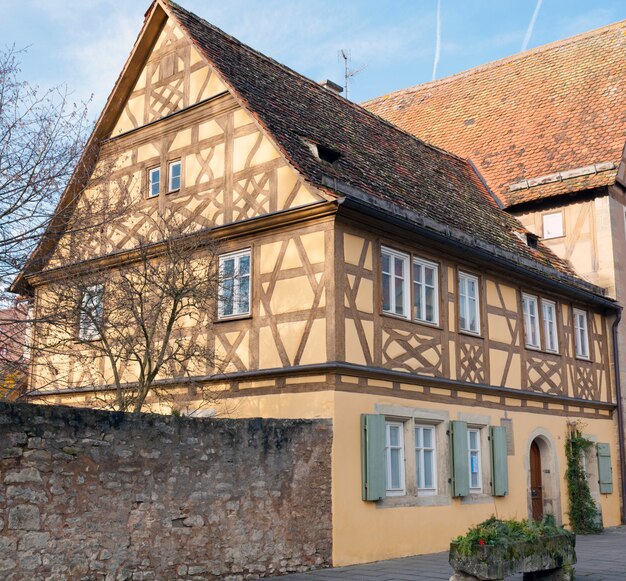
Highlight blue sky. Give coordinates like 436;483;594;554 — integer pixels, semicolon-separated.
2;0;624;118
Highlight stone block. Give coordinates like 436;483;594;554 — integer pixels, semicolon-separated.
8;505;41;531
18;532;50;551
5;467;43;484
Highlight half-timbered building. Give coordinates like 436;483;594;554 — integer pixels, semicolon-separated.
13;1;624;565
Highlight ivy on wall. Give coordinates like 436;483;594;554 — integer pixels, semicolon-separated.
565;421;602;534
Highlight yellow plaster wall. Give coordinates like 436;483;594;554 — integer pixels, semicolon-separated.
330;390;621;565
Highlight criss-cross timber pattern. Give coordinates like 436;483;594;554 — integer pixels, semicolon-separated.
527;355;565;395
113;19;227;136
381;325;443;376
458;340;486;384
254;230;329;369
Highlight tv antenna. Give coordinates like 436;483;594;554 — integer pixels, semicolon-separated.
338;49;367;100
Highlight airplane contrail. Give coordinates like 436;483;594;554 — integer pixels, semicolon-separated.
522;0;543;51
432;0;441;81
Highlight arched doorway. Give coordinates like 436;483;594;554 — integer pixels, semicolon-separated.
530;440;543;520
526;431;562;524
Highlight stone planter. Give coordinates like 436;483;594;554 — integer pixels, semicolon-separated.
449;531;576;581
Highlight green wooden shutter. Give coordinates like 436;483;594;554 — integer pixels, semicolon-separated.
450;420;469;497
361;414;386;501
490;426;509;497
597;443;613;494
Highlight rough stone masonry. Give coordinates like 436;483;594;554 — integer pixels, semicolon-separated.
0;402;332;580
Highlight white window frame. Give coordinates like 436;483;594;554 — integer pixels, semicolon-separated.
381;247;410;319
458;272;480;335
148;167;160;198
573;308;590;359
542;211;564;239
542;299;559;353
168;160;182;192
218;249;251;319
414;424;437;494
467;428;482;492
413;257;439;325
522;293;541;349
79;284;104;341
385;421;406;496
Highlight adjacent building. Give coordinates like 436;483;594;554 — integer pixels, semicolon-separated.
12;1;624;565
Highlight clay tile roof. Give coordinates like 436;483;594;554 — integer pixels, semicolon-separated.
163;1;614;297
364;21;626;209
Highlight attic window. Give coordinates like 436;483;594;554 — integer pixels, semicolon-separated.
316;145;341;164
303;138;341;165
526;233;539;249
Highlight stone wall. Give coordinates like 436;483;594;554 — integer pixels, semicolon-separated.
0;402;332;580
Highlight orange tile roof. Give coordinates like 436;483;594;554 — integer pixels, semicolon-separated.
364;21;626;208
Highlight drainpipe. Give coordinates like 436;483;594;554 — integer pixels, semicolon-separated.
611;309;626;524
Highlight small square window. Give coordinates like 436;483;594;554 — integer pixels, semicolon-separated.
168;160;181;192
542;212;564;239
148;167;160;198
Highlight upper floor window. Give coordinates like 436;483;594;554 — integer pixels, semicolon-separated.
79;284;104;340
468;428;482;491
574;308;590;359
415;424;437;493
148;167;160;198
385;421;405;496
542;300;558;353
413;258;438;325
218;249;251;319
542;211;564;239
168;160;181;192
458;272;480;334
522;294;540;349
381;247;409;318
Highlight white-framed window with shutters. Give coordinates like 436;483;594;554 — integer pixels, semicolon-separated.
522;293;541;349
574;308;590;359
542;211;564;239
381;247;410;319
385;421;406;496
458;272;480;334
468;428;482;492
148;167;160;198
542;299;559;353
415;424;437;494
168;160;182;192
218;249;251;319
413;257;439;325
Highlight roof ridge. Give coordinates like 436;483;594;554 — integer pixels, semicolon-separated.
363;18;626;105
164;0;473;168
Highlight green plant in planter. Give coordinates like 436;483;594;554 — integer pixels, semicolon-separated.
566;421;602;534
453;515;565;557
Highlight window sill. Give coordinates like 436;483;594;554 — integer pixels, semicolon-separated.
381;311;442;331
459;329;483;339
575;355;592;363
166;188;181;195
460;492;493;505
377;493;451;508
215;314;252;324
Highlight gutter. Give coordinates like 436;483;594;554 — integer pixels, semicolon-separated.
322;176;617;310
612;310;626;524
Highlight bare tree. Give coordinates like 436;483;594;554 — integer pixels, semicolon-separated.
30;208;227;413
0;46;90;288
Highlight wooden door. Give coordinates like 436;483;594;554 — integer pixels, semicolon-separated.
530;440;543;521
